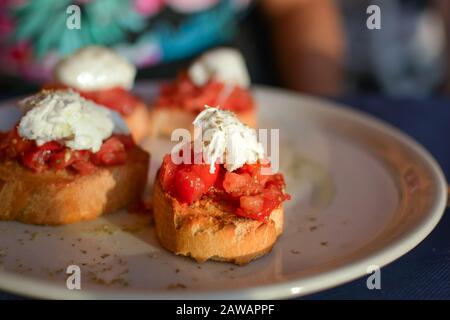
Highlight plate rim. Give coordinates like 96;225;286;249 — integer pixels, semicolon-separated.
0;85;447;299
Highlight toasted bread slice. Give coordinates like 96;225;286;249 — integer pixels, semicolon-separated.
148;107;257;138
0;147;149;225
125;102;150;142
152;180;283;265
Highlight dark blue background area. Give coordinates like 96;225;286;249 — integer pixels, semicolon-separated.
0;95;448;300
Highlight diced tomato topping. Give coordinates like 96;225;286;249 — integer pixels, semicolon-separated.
48;149;92;172
22;141;64;173
158;150;290;222
21;149;47;172
266;173;287;189
155;72;254;113
71;160;97;175
235;185;290;221
43;84;140;116
159;154;178;191
173;168;206;203
223;172;253;195
79;87;140;116
191;163;219;189
48;150;70;170
0;128;33;159
91;136;126;166
0;126;135;175
239;195;264;215
159;153;219;203
223;170;265;196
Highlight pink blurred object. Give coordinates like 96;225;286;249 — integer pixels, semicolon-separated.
134;0;165;16
0;41;56;82
0;14;13;39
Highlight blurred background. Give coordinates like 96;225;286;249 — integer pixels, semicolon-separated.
0;0;449;98
0;0;449;300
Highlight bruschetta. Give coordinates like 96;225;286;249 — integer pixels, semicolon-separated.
149;48;257;138
0;90;150;225
152;107;289;264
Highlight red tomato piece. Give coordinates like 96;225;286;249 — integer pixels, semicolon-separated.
80;87;139;116
22;150;47;172
223;171;263;196
155;72;254;113
48;150;70;170
43;84;140;116
0;127;32;158
22;141;64;172
173;168;206;203
191;163;219;190
223;172;253;195
265;174;287;189
233;169;289;221
157;151;290;217
71;159;96;175
1;126;135;175
91;136;126;166
159;154;178;191
49;149;91;171
239;195;264;215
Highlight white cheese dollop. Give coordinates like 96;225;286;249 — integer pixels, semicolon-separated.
188;48;250;88
54;46;136;91
18;90;129;153
193;107;264;173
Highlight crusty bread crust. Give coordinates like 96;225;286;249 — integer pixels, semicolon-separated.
152;180;283;265
0;147;150;225
125;102;150;142
148;107;257;138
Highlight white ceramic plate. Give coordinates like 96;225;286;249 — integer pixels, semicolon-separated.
0;85;446;299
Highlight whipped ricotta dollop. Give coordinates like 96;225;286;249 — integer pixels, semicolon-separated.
188;48;250;88
193;107;264;173
18;90;129;153
54;46;136;91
